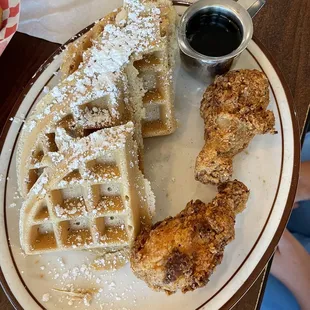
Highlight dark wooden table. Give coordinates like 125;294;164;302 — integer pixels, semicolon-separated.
1;0;310;309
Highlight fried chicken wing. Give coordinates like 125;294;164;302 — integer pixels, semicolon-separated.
195;69;276;184
130;180;249;294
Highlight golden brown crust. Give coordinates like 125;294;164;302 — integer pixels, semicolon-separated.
130;180;249;294
195;69;276;185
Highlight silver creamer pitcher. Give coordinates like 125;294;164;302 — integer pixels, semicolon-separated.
178;0;265;81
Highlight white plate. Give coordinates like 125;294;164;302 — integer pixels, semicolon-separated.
0;2;300;309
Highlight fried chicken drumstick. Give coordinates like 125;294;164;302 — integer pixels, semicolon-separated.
130;180;249;294
195;69;276;185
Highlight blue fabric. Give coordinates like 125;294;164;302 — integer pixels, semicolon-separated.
261;275;300;310
287;203;310;237
301;132;310;162
261;132;310;310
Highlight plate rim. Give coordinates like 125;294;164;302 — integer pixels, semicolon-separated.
0;8;300;310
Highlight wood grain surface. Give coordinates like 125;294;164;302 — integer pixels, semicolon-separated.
0;0;309;309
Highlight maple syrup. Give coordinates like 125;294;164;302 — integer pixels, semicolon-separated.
186;12;242;57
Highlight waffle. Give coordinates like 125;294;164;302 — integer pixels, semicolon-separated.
17;0;178;199
61;0;178;138
60;9;120;78
20;123;155;255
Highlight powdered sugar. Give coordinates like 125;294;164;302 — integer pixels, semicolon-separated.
31;174;49;196
54;122;134;160
42;293;51;302
22;0;161;137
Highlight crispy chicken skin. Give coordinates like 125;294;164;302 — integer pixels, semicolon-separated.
195;69;276;184
130;180;249;294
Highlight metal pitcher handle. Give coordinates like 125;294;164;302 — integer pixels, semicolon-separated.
235;0;266;18
172;0;266;19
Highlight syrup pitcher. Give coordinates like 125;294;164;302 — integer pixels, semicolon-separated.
177;0;265;80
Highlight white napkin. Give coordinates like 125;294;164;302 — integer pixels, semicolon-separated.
18;0;123;44
18;0;257;45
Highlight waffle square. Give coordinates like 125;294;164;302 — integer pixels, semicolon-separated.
20;122;155;255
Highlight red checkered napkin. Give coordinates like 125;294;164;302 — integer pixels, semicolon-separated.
0;0;20;56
